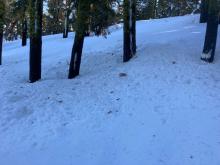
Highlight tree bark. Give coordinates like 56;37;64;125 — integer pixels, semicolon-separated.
29;0;43;83
200;0;209;23
201;0;219;63
68;33;85;78
0;29;3;65
22;19;27;46
123;0;136;62
68;0;89;79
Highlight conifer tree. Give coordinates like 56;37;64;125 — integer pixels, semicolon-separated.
201;0;219;62
29;0;43;82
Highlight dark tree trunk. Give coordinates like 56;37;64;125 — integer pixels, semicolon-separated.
123;0;136;62
0;29;3;65
123;0;131;62
201;0;219;63
68;0;89;79
200;0;209;23
29;0;43;83
22;19;27;46
132;0;136;54
0;1;5;65
63;10;69;38
68;33;85;78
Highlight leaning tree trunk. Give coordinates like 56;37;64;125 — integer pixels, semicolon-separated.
22;18;27;46
201;0;219;63
0;29;3;65
123;0;136;62
29;0;43;83
68;0;89;79
200;0;209;23
63;10;69;38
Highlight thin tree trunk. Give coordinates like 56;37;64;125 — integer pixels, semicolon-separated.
68;0;88;79
0;29;3;65
63;10;69;38
200;0;209;23
22;19;27;46
29;0;43;83
201;0;218;62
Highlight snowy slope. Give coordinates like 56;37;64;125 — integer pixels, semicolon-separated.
0;15;220;165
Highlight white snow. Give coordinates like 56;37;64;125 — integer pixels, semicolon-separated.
0;15;220;165
201;51;212;59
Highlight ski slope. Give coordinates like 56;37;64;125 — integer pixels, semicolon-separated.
0;15;220;165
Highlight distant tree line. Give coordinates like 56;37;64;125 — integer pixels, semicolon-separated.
1;0;200;41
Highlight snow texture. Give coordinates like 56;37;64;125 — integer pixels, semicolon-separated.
0;15;220;165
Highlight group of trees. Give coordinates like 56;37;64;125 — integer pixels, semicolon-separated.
1;0;201;40
136;0;200;20
0;0;219;83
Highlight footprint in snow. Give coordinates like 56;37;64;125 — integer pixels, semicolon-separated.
119;73;127;77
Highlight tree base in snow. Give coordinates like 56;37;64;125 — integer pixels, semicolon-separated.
201;53;213;63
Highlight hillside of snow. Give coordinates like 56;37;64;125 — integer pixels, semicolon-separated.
0;15;220;165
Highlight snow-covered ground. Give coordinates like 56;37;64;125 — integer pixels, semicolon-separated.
0;15;220;165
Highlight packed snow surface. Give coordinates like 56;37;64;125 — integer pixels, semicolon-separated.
0;15;220;165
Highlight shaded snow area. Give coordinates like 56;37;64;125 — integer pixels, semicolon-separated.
1;15;220;165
